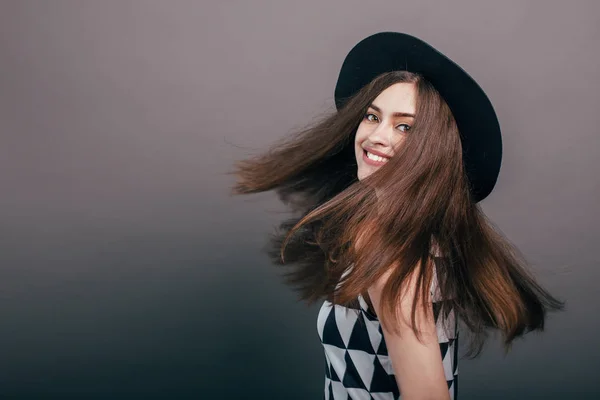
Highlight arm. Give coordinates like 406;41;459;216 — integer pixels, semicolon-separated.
367;263;450;400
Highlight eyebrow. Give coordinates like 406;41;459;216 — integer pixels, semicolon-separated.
369;103;415;119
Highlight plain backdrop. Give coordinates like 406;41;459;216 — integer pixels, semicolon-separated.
0;0;598;398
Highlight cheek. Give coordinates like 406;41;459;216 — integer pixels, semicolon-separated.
391;135;406;151
354;125;367;146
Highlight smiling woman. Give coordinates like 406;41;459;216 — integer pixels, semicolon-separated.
229;32;565;400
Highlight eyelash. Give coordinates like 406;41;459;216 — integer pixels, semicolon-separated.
363;113;411;132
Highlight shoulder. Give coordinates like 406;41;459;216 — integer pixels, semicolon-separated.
367;257;433;332
367;258;452;399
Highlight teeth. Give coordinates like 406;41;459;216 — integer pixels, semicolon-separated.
367;151;389;162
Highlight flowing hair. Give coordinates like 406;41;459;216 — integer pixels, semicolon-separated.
228;70;565;358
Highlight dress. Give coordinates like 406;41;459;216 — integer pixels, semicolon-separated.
316;262;459;400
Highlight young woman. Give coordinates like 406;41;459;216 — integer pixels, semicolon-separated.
230;32;565;400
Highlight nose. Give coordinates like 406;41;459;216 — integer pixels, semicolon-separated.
367;122;395;148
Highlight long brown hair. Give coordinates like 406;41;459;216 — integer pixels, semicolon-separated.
228;70;565;358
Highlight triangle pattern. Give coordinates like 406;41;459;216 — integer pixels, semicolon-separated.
376;354;394;375
365;318;383;356
390;378;400;399
317;301;332;341
324;344;347;381
370;393;395;400
347;349;376;389
348;313;375;353
342;350;367;389
442;345;454;381
347;388;371;399
322;305;345;349
324;356;331;379
330;362;340;382
432;301;442;323
376;334;388;356
369;354;393;393
439;341;449;360
335;305;359;348
330;380;348;399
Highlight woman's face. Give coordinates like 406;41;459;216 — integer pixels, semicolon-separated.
354;82;417;181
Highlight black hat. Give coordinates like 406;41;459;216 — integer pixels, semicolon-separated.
334;32;502;203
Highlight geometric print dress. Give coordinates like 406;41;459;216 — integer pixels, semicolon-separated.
316;261;459;400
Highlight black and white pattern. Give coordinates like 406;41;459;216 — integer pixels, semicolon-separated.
316;265;459;400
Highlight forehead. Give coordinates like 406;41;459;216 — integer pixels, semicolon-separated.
370;82;417;114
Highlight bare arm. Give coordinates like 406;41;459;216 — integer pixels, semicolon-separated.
367;264;450;400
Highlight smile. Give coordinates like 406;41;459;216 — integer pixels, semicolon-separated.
363;150;390;166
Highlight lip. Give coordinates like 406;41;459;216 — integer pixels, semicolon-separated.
364;147;392;158
362;148;390;167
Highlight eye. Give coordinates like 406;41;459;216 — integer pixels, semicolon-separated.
364;113;379;122
397;123;411;132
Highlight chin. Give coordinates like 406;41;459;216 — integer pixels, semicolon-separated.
357;167;371;181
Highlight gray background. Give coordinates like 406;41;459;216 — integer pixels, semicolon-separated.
0;0;598;398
